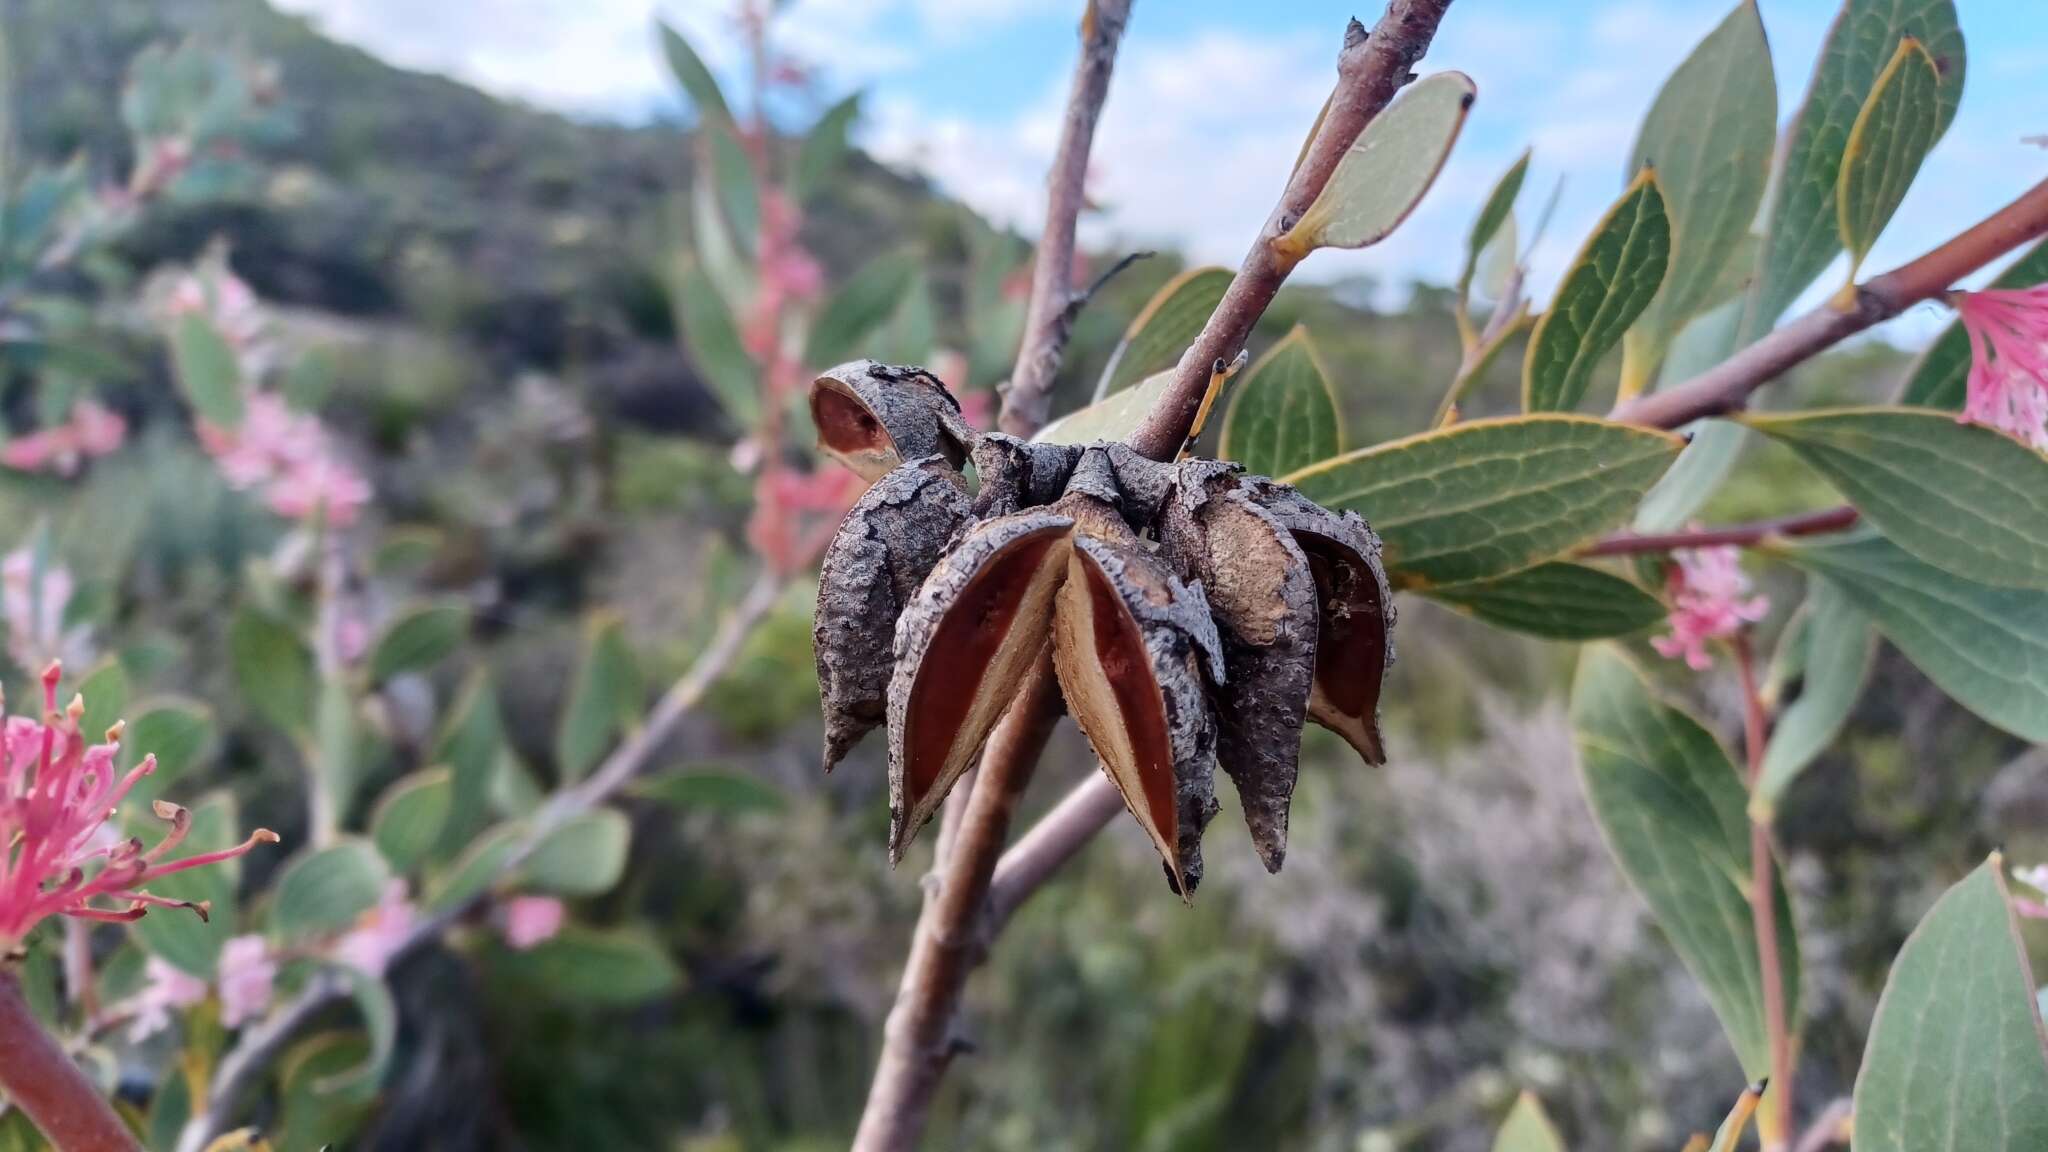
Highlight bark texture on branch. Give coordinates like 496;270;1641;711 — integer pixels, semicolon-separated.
1609;175;2048;431
996;0;1135;437
1128;0;1456;462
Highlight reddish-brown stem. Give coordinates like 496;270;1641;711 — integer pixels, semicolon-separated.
852;655;1064;1151
1129;0;1456;462
996;0;1135;438
1579;506;1860;557
0;971;138;1152
1611;175;2048;431
1735;635;1794;1147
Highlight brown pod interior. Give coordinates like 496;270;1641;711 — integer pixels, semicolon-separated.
810;377;902;482
1051;543;1189;895
892;520;1072;856
1297;535;1391;764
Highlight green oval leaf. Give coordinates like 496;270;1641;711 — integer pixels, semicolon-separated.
556;612;644;783
1751;578;1873;820
1281;71;1475;254
1837;37;1942;271
794;92;861;203
1035;368;1172;446
631;767;786;814
1491;1092;1565;1152
277;1033;377;1152
805;249;920;368
230;605;314;735
1094;266;1232;400
433;670;505;856
1757;0;1964;322
1901;239;2048;410
1633;301;1748;531
1852;856;2048;1152
657;19;732;126
273;839;392;942
316;965;396;1099
1461;149;1530;301
1742;407;2048;590
676;256;759;427
1428;562;1667;640
367;601;469;683
1284;415;1681;588
428;821;524;912
1622;0;1777;376
495;926;681;1005
369;767;453;874
169;312;244;428
521;808;631;897
1218;325;1342;478
119;696;215;809
1784;532;2048;740
1571;646;1798;1079
1524;170;1671;412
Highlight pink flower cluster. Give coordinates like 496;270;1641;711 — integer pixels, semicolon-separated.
0;663;278;952
197;392;372;527
125;933;278;1039
333;878;417;977
741;188;825;360
1650;544;1769;671
1954;285;2048;450
0;400;126;477
1;546;92;675
498;895;565;950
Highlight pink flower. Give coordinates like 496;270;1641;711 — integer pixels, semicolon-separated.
2010;864;2048;920
498;895;565;951
217;934;277;1028
1;546;91;673
0;401;127;477
332;878;416;976
127;954;209;1041
1650;543;1769;671
198;393;372;527
1952;285;2048;450
0;663;279;952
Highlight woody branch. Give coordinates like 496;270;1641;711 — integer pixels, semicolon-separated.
852;5;1457;1150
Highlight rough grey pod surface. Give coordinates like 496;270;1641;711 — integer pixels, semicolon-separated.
885;509;1076;862
1160;465;1318;873
1052;531;1222;898
1240;476;1397;764
813;457;973;773
971;433;1081;518
810;360;977;482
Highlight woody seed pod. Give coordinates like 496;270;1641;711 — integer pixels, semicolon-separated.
810;361;977;484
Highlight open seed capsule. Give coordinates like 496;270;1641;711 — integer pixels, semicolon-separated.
814;457;974;772
810;361;977;484
1051;503;1223;899
885;510;1075;860
1240;477;1396;764
1160;463;1318;872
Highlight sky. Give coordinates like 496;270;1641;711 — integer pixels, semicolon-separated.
271;0;2048;338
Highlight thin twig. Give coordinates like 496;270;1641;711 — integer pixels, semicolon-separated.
176;574;786;1152
996;0;1136;437
1578;506;1860;557
852;655;1065;1152
853;7;1459;1148
1611;175;2048;431
0;972;138;1152
1735;636;1794;1148
1129;0;1456;461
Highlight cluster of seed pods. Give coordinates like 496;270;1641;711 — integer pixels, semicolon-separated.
809;360;1395;897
